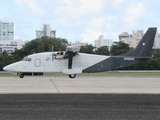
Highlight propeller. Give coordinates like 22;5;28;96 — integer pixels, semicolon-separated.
51;52;59;61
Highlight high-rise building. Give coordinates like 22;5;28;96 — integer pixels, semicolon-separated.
0;20;14;40
36;24;56;38
95;35;113;51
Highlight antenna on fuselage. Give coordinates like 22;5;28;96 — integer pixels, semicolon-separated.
51;45;54;62
52;45;54;52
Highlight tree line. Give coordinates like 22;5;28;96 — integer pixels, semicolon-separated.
0;37;160;70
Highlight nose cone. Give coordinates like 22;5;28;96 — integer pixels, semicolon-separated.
3;65;14;71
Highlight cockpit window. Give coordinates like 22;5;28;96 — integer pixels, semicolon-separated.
28;58;31;61
22;56;32;61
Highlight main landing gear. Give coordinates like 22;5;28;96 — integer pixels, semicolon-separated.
18;72;43;78
20;73;24;78
69;74;76;78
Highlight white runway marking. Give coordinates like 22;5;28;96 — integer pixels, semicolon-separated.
0;76;160;94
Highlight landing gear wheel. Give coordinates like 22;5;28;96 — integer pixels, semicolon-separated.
69;74;76;78
20;73;24;78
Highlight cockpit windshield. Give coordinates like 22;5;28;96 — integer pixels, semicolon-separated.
21;56;32;61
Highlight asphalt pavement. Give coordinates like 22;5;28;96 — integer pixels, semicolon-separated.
0;94;160;120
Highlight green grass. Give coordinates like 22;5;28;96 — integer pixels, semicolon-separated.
0;73;16;77
0;71;160;77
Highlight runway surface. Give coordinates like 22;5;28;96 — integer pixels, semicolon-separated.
0;94;160;120
0;76;160;94
0;76;160;119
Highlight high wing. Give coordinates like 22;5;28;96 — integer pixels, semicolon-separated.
51;46;79;59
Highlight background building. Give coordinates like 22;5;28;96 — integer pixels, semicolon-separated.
95;35;113;51
154;32;160;48
0;40;25;54
0;20;14;40
119;32;132;41
71;41;87;47
119;30;160;48
0;20;26;54
36;24;56;38
119;30;144;48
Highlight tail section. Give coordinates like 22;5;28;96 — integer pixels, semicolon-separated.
83;27;157;73
122;28;157;57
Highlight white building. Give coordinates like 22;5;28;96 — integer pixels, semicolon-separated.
0;40;25;54
119;30;160;48
119;32;132;41
71;41;87;47
0;20;14;40
95;35;113;51
119;30;144;48
154;32;160;49
36;24;56;38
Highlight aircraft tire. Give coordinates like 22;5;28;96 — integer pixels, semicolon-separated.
69;74;76;78
20;73;24;78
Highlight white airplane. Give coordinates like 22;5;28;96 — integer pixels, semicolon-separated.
3;28;157;78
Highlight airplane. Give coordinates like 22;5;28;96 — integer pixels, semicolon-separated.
3;27;157;78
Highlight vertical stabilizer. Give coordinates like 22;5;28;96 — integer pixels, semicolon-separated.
122;28;157;57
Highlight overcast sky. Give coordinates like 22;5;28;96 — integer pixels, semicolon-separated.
1;0;160;44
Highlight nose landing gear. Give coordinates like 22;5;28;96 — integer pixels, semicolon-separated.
17;72;24;78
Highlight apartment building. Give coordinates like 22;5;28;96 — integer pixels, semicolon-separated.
0;20;14;40
36;24;56;38
95;35;113;51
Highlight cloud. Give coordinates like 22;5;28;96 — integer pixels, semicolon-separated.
14;0;45;16
78;0;103;15
89;17;106;28
111;0;124;7
28;1;45;16
123;2;145;27
55;0;104;19
81;29;103;43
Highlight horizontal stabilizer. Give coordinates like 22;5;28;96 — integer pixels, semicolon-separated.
63;68;82;75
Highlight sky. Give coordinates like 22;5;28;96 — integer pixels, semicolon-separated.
1;0;160;44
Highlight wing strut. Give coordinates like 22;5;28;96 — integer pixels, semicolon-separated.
66;46;80;69
68;51;74;69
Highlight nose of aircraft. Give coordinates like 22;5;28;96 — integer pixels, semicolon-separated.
3;65;14;71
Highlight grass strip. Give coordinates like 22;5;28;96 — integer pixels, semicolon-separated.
0;71;160;77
